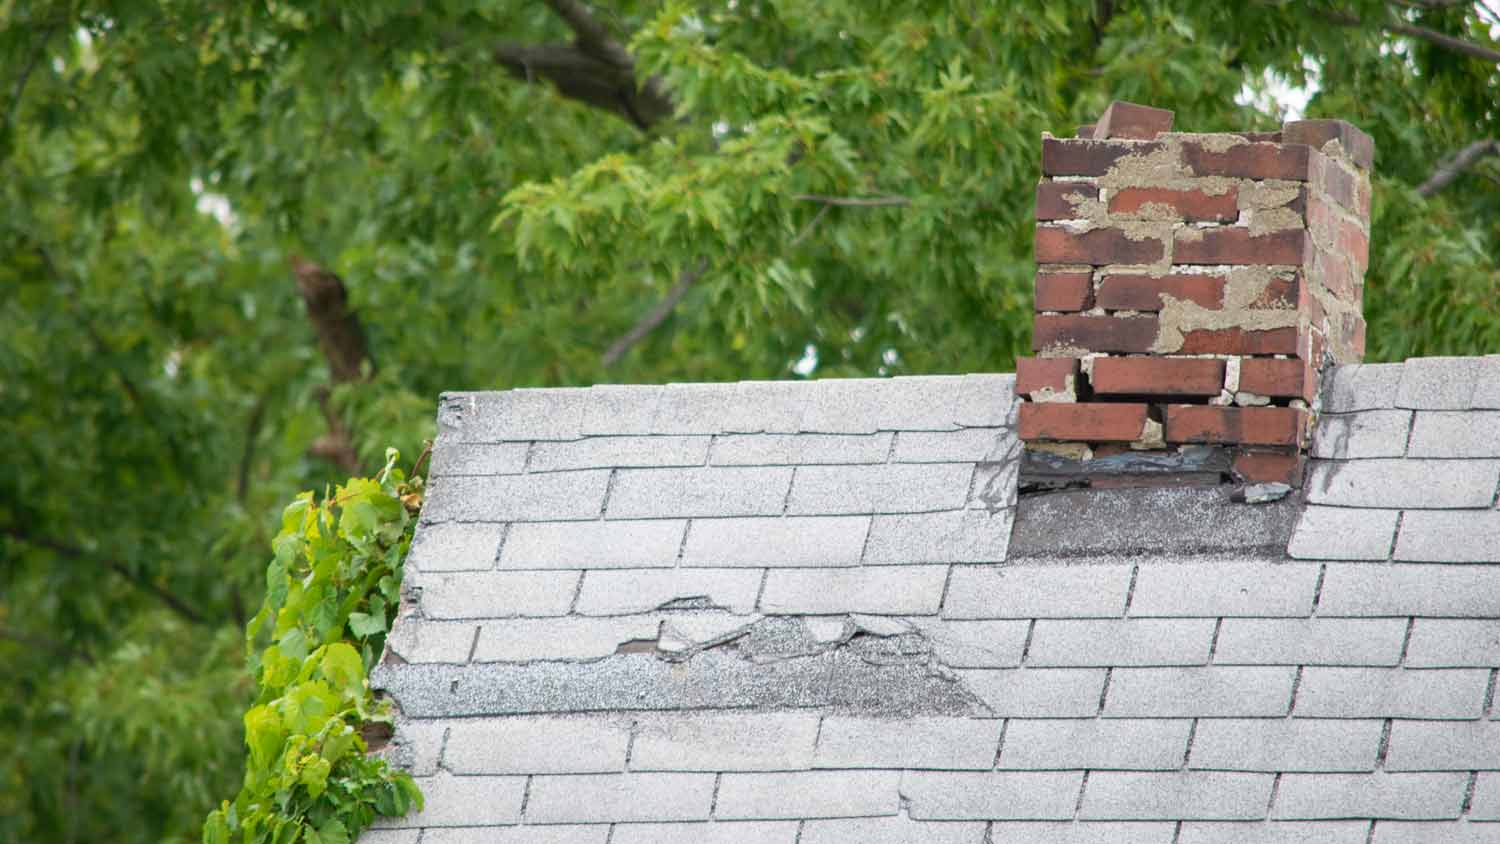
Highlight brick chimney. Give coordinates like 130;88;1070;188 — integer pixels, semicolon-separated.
1016;101;1374;489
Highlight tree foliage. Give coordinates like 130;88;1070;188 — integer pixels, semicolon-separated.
1;1;1496;840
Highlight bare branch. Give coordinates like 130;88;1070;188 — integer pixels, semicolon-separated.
1417;138;1500;196
291;257;372;473
543;0;634;68
792;194;912;207
602;259;709;366
1323;8;1500;64
2;526;207;625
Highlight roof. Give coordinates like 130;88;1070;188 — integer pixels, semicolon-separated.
368;355;1500;843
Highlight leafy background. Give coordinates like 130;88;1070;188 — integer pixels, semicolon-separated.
1;1;1496;840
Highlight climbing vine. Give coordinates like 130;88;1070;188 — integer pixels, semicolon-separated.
204;449;424;844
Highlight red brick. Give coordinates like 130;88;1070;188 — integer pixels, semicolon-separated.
1173;228;1307;265
1311;245;1358;302
1094;101;1174;140
1337;218;1369;274
1109;186;1238;222
1032;314;1159;353
1016;357;1079;396
1092;357;1226;396
1178;326;1301;356
1042;138;1162;176
1019;402;1150;442
1097;273;1224;310
1283;119;1375;170
1311;150;1358;212
1250;273;1298;308
1076;123;1096;139
1239;357;1314;401
1180;141;1311;180
1035;272;1094;312
1165;405;1307;447
1036;182;1099;221
1036;226;1164;265
1233;449;1306;486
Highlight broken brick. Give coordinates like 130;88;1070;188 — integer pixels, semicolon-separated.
1239;357;1314;401
1109;187;1238;222
1033;314;1160;354
1037;226;1164;265
1094;101;1175;140
1097;273;1225;311
1165;405;1307;447
1019;402;1150;442
1041;138;1163;177
1016;357;1080;397
1036;181;1099;221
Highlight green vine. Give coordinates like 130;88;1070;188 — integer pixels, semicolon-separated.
204;449;425;844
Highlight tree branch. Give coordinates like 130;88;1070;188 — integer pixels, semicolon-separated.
602;259;709;366
1417;138;1500;196
792;193;912;207
291;256;371;474
1;526;207;625
3;22;57;141
1322;8;1500;64
0;625;93;665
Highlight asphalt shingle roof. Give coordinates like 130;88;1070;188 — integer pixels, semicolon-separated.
369;355;1500;843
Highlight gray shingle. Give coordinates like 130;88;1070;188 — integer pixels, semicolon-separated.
864;510;1013;565
1407;411;1500;458
630;713;819;772
1177;821;1374;843
802;818;986;844
392;773;527;826
800;379;888;433
471;388;590;441
383;718;445;776
429;441;530;476
573;568;762;616
1129;562;1319;618
607;467;794;518
1310;410;1413;459
1370;821;1500;844
652;383;736;434
1395;510;1500;563
1317;564;1500;617
1104;667;1296;717
1272;772;1468;820
1386;721;1500;771
875;376;965;430
954;373;1018;428
406;522;504;572
1293;668;1489;719
1475;356;1500;409
419;570;580;619
913;619;1030;668
1287;506;1399;561
500;520;685;569
680;516;870;568
1212;618;1409;666
1395;357;1480;410
709;433;892;466
1189;719;1383;772
759;566;949;615
524;772;716;824
580;385;662;436
813;716;1002;769
787;463;974;515
1405;620;1500;667
385;619;476;663
1323;363;1404;413
423;471;611;522
472;616;660;662
714;770;900;820
998;718;1191;770
1026;619;1215;667
893;429;1011;463
1305;459;1500;509
955;668;1108;716
443;716;630;774
988;822;1177;843
943;564;1133;619
358;831;423;844
1469;773;1500;819
422;829;609;844
529;436;710;472
1080;772;1274;820
902;771;1084;820
723;381;808;434
611;822;799;844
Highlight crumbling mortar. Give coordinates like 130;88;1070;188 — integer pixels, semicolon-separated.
1151;266;1302;354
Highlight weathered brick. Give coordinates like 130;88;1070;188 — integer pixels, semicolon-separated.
1130;561;1319;617
631;712;819;771
1177;326;1301;356
500;520;685;569
681;516;870;567
1304;459;1500;508
1106;667;1296;717
1110;186;1237;221
1273;773;1468;820
1016;357;1080;396
863;509;1013;564
420;570;580;619
1214;618;1407;666
955;668;1108;716
1387;722;1500;771
1033;314;1160;354
710;432;891;465
1181;140;1311;180
1036;226;1165;265
1309;410;1413;459
759;566;948;615
1190;719;1383;772
612;822;797;844
1019;402;1149;442
1239;358;1313;401
1395;510;1500;564
803;818;985;844
1097;273;1225;310
1176;822;1372;844
530;436;710;472
444;716;630;774
1036;182;1099;221
1042;137;1162;176
1027;619;1214;667
1294;668;1489;719
1096;101;1175;140
1407;411;1500;458
1319;563;1500;617
574;568;762;615
1405;620;1500;668
1232;450;1304;486
814;716;1002;769
1081;771;1275;820
1310;149;1360;213
525;772;716;823
714;770;900;820
1287;505;1399;560
473;616;660;662
393;774;527;827
608;466;795;518
1036;271;1095;311
407;522;504;572
1284;119;1375;170
903;771;1084;820
1173;228;1307;265
1092;357;1225;396
786;463;972;515
423;471;611;522
1165;405;1305;446
999;718;1190;770
944;564;1133;618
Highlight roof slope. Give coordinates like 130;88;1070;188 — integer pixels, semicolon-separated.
369;357;1500;844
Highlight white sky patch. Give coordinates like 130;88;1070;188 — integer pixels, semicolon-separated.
792;343;818;377
1237;56;1320;122
190;177;237;228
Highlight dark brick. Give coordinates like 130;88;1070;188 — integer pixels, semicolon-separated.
1019;402;1150;442
1097;273;1224;310
1109;186;1238;221
1338;218;1369;274
1239;357;1314;401
1250;273;1299;309
1311;150;1358;212
1036;181;1099;221
1042;138;1162;176
1092;357;1226;396
1283;119;1374;170
1233;449;1306;486
1165;405;1307;447
1173;228;1307;265
1076;123;1096;139
1037;226;1164;265
1033;314;1160;353
1035;271;1094;312
1178;327;1301;356
1181;141;1311;180
1094;101;1174;140
1016;357;1080;396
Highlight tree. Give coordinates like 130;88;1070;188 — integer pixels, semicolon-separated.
1;1;1496;840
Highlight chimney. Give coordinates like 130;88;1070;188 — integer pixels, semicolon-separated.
1017;101;1374;490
